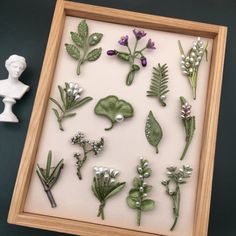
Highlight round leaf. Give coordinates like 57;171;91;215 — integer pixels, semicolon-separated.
141;199;155;211
126;196;138;209
129;188;140;198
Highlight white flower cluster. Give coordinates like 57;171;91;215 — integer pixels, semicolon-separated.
180;37;205;76
181;102;191;120
66;82;83;101
93;166;119;183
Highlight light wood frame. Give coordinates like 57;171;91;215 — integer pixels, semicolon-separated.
8;0;227;235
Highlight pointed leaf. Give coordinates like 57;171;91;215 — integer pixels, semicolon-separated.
71;32;84;48
46;151;52;179
58;85;66;107
49;97;63;112
88;33;103;46
105;182;126;200
86;47;102;61
78;19;88;38
52;108;60;119
117;52;130;61
141;199;155;211
65;44;80;60
66;97;93;113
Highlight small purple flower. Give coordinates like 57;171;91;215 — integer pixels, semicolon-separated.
107;50;118;56
133;29;146;40
118;35;129;46
146;39;156;49
141;56;147;67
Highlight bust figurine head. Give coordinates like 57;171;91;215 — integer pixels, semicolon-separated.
5;55;27;80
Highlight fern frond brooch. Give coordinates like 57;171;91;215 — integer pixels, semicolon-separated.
147;63;169;107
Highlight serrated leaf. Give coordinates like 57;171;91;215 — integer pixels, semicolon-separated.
127;196;138;209
88;33;103;46
65;44;80;60
78;19;88;38
145;111;163;153
71;32;84;48
129;188;140;198
141;199;155;211
105;182;126;200
86;47;102;61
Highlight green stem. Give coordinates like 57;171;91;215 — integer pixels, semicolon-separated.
97;201;106;220
76;146;89;180
105;121;115;131
180;139;191;160
76;62;81;75
170;186;180;231
137;209;142;226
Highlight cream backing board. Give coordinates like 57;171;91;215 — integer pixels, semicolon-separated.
24;16;212;236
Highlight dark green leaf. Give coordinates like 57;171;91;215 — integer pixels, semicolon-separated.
64;113;76;118
117;52;130;61
78;19;88;38
141;199;155;211
105;182;126;200
46;151;52;179
70;32;84;48
133;177;141;188
86;47;102;61
88;33;103;46
65;43;80;60
126;196;138;209
144;185;153;193
145;111;163;153
49;97;63;112
129;188;140;198
66;97;93;113
132;64;140;71
52;108;60;119
58;85;66;107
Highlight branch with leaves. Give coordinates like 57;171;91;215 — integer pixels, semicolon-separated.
161;165;193;231
71;132;104;180
65;19;103;75
179;37;208;99
49;82;92;131
92;166;126;220
127;157;155;226
36;151;64;208
147;63;169;107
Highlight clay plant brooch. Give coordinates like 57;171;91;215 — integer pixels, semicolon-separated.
71;132;104;180
92;166;126;220
107;29;156;85
127;157;155;226
94;95;134;131
161;165;193;231
36;151;64;208
50;82;92;131
65;19;103;75
179;37;208;99
145;111;163;154
147;63;169;107
180;97;195;160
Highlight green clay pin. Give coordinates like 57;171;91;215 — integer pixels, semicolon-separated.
127;157;155;226
65;19;103;75
147;63;170;106
161;165;193;231
180;96;195;160
145;111;163;154
36;151;64;208
92;166;126;220
49;82;93;131
94;95;134;131
178;37;208;99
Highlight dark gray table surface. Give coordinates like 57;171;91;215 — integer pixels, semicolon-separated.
0;0;235;235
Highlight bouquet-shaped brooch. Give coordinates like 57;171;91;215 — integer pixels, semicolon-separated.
162;165;193;231
50;82;92;131
179;37;208;99
107;29;156;85
127;157;155;226
71;132;104;180
92;166;126;220
36;151;64;208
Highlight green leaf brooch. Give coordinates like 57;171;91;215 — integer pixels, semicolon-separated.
94;95;134;131
147;63;169;106
161;165;193;231
178;37;208;99
127;157;155;226
65;19;103;75
92;166;126;220
36;151;64;208
107;29;156;85
180;97;195;160
49;82;93;131
145;111;163;154
71;132;104;180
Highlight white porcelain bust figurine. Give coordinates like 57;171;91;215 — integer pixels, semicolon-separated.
0;55;29;122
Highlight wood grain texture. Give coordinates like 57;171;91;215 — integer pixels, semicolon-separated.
8;0;227;235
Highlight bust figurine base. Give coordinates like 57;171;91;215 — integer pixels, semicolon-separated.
0;97;19;123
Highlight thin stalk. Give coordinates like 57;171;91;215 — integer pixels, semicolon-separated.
170;186;180;231
76;146;90;180
180;140;191;160
105;121;115;131
137;209;142;226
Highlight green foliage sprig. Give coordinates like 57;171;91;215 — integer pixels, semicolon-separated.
161;165;193;231
147;63;169;106
36;151;64;208
127;157;155;226
65;19;103;75
49;82;92;131
92;166;126;220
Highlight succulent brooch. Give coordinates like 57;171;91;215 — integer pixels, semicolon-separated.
36;151;64;208
147;63;169;107
71;132;104;180
180;97;195;160
145;111;163;154
127;157;155;226
92;166;126;220
65;19;103;75
49;82;92;131
179;37;208;99
107;29;156;85
94;95;134;130
161;165;193;231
